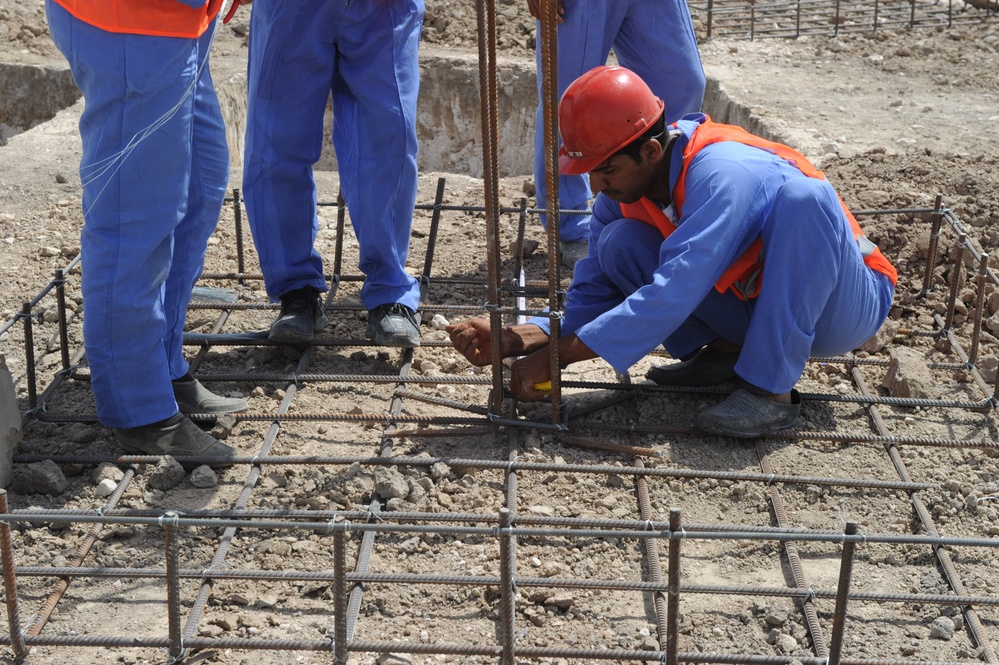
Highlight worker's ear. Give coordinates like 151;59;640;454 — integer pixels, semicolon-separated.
640;137;664;163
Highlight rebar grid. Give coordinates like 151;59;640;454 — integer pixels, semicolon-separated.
689;0;994;41
2;9;999;665
4;181;999;663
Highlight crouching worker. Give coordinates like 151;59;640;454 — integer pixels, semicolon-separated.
448;66;896;438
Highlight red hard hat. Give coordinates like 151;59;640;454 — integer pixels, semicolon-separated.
558;66;665;176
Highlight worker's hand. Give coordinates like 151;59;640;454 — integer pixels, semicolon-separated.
446;318;495;366
509;351;552;402
222;0;251;24
526;0;565;23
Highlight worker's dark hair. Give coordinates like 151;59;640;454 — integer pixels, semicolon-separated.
613;114;667;165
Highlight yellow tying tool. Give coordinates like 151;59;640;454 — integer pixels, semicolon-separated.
534;381;552;392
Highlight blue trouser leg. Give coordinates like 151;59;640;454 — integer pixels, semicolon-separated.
594;219;753;359
243;0;422;312
331;0;423;312
735;179;895;393
533;0;705;241
47;2;228;428
243;0;331;300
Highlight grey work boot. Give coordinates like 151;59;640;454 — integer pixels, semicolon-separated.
365;303;421;347
646;347;739;387
173;377;248;415
269;285;329;344
694;388;801;438
114;413;237;468
559;239;589;269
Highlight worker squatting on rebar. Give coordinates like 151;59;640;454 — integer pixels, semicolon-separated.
447;65;898;438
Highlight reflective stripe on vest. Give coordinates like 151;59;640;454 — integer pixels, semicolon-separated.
621;117;898;300
52;0;221;38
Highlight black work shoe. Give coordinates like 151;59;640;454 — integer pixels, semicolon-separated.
559;239;589;269
645;346;739;387
114;413;237;468
269;285;329;344
694;388;801;438
365;303;421;347
173;377;248;415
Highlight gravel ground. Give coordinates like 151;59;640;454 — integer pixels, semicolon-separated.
2;2;999;664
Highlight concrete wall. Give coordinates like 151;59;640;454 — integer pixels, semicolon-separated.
0;62;78;145
2;51;782;179
214;47;538;178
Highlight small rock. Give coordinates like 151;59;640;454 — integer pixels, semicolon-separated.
10;460;68;495
95;478;118;498
189;465;218;488
147;456;186;491
430;313;450;330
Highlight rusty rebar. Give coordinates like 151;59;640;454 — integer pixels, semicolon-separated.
0;491;27;660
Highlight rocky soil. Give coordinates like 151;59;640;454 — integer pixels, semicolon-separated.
2;2;999;665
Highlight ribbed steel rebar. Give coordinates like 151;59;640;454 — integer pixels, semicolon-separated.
827;521;858;665
851;367;999;662
0;491;27;660
755;440;827;657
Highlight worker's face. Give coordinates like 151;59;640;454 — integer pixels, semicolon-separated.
587;144;658;204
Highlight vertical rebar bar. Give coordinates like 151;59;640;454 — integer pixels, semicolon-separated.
233;188;246;280
333;521;348;665
497;508;517;665
334;192;347;279
969;253;989;364
162;511;183;661
666;509;681;665
20;303;37;411
539;0;563;422
54;269;71;371
422;177;448;284
828;521;858;665
944;233;966;331
706;0;714;40
921;193;944;293
834;0;841;36
0;491;27;660
475;0;506;417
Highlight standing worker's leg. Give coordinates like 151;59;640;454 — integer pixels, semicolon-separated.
46;3;237;461
243;0;333;343
166;28;248;416
533;0;630;266
334;0;424;347
614;0;705;124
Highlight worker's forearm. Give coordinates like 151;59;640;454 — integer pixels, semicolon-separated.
556;333;597;367
502;323;551;357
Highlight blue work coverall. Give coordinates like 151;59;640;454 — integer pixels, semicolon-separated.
243;0;423;314
534;0;706;241
46;0;229;428
540;114;895;395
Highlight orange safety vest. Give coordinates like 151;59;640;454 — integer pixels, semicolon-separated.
52;0;222;38
621;118;898;300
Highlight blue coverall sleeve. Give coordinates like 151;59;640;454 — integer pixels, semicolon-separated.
573;145;780;373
